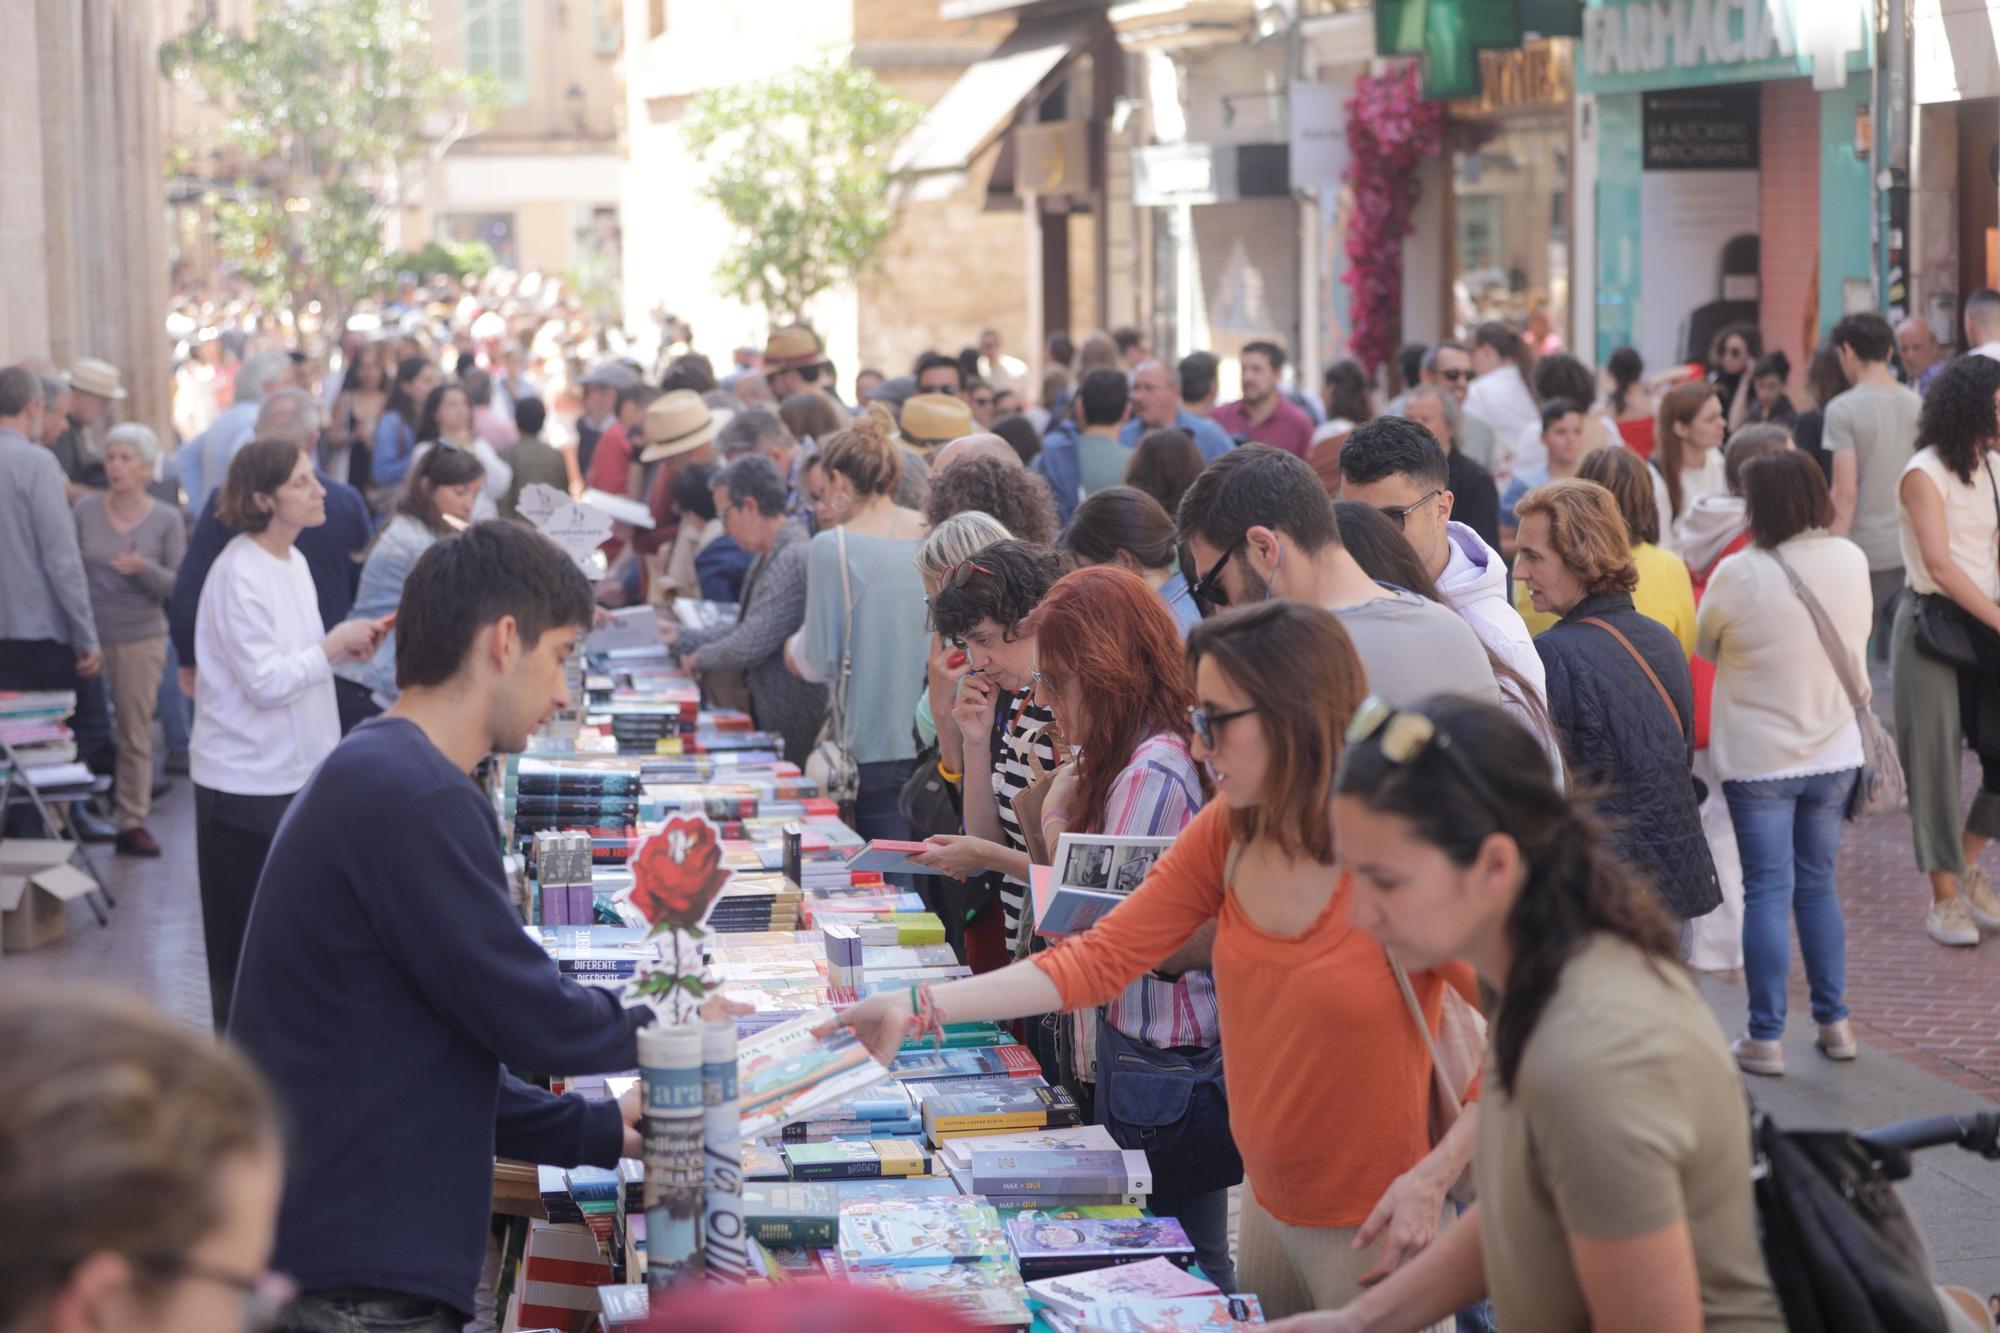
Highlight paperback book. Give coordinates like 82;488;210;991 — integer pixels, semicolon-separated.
1031;833;1174;936
837;1199;1010;1270
888;1044;1042;1083
965;1148;1151;1199
851;1262;1033;1330
781;1139;931;1180
1006;1216;1195;1278
735;1011;890;1140
741;1182;838;1246
1051;1295;1266;1332
920;1082;1083;1142
935;1123;1120;1175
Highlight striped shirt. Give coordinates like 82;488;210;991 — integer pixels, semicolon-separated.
1092;736;1221;1060
991;689;1060;937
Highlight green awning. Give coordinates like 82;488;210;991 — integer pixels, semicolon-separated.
1375;0;1584;98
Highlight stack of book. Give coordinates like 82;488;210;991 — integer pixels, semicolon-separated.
0;691;89;789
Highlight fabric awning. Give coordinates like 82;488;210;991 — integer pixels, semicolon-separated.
890;12;1096;184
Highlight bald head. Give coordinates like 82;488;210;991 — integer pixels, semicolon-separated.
1128;359;1180;430
1895;316;1941;381
255;388;323;448
933;433;1021;474
1966;290;2000;348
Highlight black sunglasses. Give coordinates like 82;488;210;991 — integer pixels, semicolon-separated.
1188;538;1244;608
1376;489;1442;532
1188;703;1259;749
1435;368;1473;383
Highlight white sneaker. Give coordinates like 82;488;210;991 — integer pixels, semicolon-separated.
1732;1036;1785;1077
1928;896;1982;947
1816;1019;1859;1061
1960;865;2000;931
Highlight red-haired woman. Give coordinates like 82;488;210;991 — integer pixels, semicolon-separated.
1025;565;1234;1287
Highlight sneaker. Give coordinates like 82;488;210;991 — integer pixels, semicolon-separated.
1928;896;1982;947
1960;865;2000;931
114;827;160;858
1815;1019;1858;1061
1732;1036;1785;1076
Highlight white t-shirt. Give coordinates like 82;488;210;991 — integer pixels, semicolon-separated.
190;534;340;796
1898;447;2000;600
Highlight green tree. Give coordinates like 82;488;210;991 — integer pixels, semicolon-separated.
681;60;921;325
160;0;495;342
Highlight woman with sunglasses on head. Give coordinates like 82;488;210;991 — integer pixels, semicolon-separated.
0;979;292;1333
1265;695;1783;1333
834;602;1479;1322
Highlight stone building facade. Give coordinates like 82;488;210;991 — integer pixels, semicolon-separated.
1;0;171;437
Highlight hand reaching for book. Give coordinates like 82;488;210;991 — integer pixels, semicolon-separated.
816;989;913;1066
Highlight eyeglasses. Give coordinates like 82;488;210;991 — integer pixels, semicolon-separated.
135;1257;297;1332
1375;489;1442;532
1344;695;1504;819
1435;368;1473;383
1188;539;1243;609
1029;667;1070;697
1187;703;1259;749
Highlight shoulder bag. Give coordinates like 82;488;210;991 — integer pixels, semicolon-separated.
1093;841;1244;1197
1768;549;1907;821
1911;454;2000;670
1386;951;1486;1205
804;526;863;811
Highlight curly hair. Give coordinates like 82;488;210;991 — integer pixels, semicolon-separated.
1513;477;1639;597
922;454;1057;547
818;403;904;500
1915;353;2000;484
928;537;1063;643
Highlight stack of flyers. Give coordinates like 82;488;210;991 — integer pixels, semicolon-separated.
1046;1295;1265;1332
1026;1258;1221;1319
1006;1215;1195;1278
852;1262;1034;1330
837;1198;1009;1270
734;1012;889;1139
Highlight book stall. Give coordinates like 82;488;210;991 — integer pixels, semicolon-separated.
492;607;1260;1332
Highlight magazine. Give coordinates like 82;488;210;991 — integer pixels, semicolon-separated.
735;1010;890;1139
1032;833;1174;936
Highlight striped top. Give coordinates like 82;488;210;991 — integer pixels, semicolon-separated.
991;688;1060;937
1094;735;1221;1054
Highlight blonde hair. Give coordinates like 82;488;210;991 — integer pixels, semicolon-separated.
819;404;904;500
0;981;279;1320
1513;477;1640;597
916;511;1012;589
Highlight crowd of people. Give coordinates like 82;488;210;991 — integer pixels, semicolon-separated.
5;278;2000;1332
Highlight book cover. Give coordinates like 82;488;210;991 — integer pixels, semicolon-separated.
1007;1217;1194;1275
1025;1258;1220;1314
594;1283;650;1325
889;1044;1041;1083
837;1200;1009;1270
922;1084;1083;1140
845;839;939;879
780;1116;924;1142
1065;1295;1266;1331
741;1182;838;1246
852;1262;1033;1330
783;1139;930;1180
937;1124;1120;1174
1034;834;1173;935
966;1148;1151;1198
831;1176;963;1204
736;1011;890;1139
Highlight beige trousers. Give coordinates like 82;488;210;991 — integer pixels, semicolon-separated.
103;635;166;830
1237;1184;1454;1328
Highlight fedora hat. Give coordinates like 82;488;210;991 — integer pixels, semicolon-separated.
763;325;828;372
66;357;127;401
900;392;974;447
641;390;731;463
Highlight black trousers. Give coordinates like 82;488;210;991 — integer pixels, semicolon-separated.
0;638;114;775
194;784;295;1033
333;676;383;735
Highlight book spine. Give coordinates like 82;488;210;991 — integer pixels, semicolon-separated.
972;1172;1136;1197
640;1024;705;1290
702;1020;746;1286
745;1216;837;1247
786;1159;881;1181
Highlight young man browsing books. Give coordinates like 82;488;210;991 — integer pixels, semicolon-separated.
230;522;653;1333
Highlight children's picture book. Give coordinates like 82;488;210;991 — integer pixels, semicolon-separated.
1006;1215;1194;1278
735;1011;889;1139
782;1138;930;1180
1034;833;1174;936
965;1148;1151;1199
838;1199;1010;1270
1024;1257;1219;1316
852;1261;1034;1329
1055;1295;1266;1332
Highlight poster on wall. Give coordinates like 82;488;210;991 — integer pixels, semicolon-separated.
1636;86;1761;371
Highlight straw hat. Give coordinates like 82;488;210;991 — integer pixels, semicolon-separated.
900;393;974;447
763;325;828;372
66;357;127;401
641;390;731;463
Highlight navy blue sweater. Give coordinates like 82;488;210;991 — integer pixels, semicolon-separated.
229;717;650;1316
168;471;371;665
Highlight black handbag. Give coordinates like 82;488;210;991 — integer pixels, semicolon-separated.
1751;1110;1949;1333
1094;1017;1243;1197
1911;454;2000;670
898;741;962;839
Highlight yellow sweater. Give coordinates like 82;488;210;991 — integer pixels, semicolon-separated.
1516;542;1697;658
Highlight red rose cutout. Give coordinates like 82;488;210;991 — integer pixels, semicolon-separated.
628;814;732;933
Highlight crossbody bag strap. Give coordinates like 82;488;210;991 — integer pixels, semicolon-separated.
1387;952;1462;1105
829;525;854;736
1579;615;1682;734
1767;549;1868;713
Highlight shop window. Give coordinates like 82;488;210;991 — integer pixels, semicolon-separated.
464;0;529;108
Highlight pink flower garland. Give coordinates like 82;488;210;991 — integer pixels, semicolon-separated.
1342;64;1446;375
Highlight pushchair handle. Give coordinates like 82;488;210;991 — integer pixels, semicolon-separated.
1857;1111;2000;1160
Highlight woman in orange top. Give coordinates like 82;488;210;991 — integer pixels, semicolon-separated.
830;602;1478;1322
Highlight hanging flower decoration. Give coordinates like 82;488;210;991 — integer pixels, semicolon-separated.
1342;63;1446;376
625;814;733;1012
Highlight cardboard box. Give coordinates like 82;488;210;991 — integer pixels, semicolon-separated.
0;841;92;952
